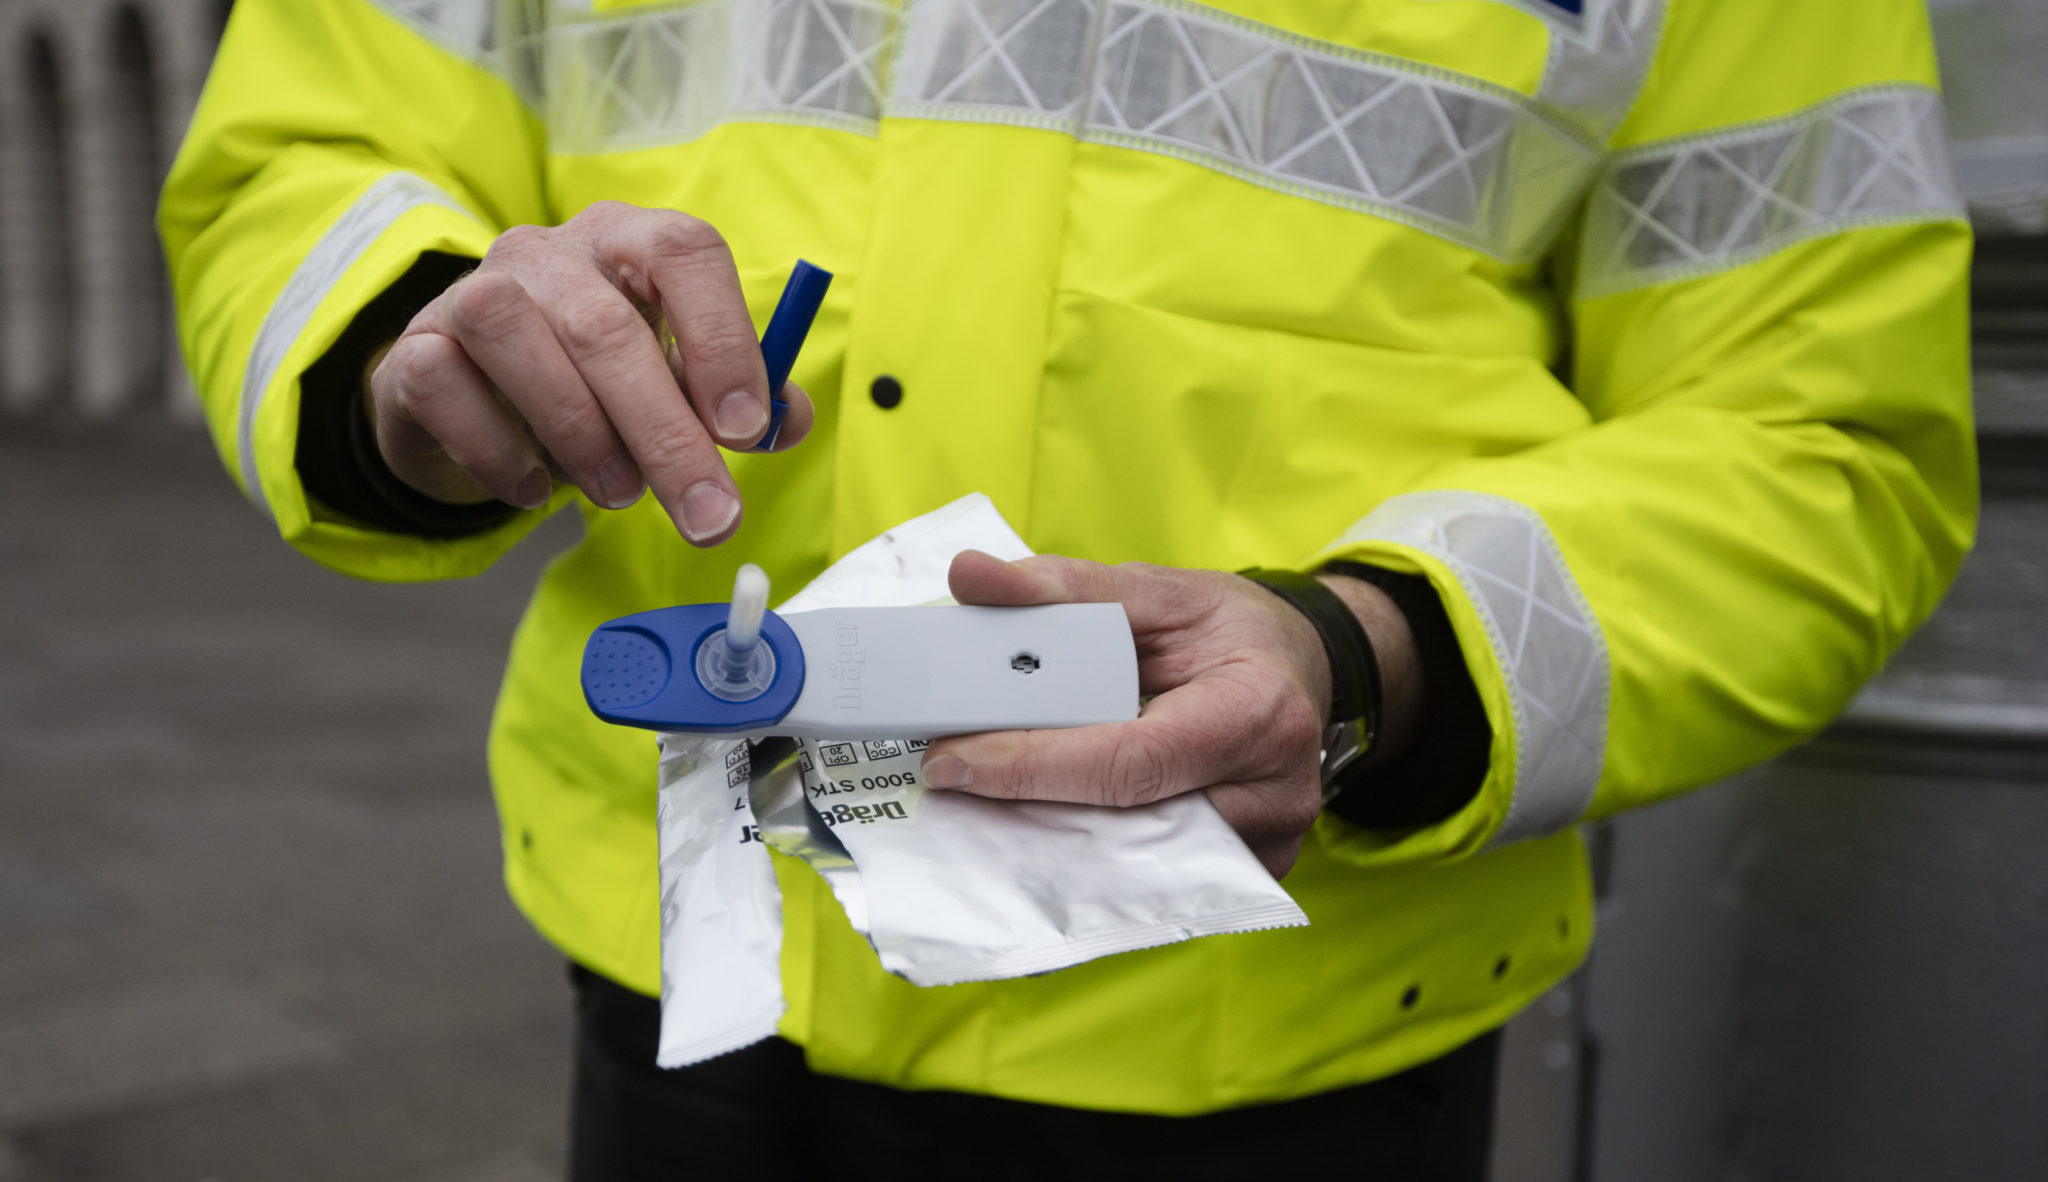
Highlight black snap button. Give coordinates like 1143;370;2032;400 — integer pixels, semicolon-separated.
870;374;903;409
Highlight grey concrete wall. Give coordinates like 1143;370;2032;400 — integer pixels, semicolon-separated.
0;0;224;417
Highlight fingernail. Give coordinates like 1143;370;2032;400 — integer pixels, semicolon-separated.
716;390;767;441
680;482;740;541
515;467;552;509
597;454;644;510
921;755;971;789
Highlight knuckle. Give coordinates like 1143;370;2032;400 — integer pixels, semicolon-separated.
646;211;727;260
629;419;709;484
573;199;631;223
965;734;1033;800
381;338;453;408
556;296;644;357
1106;730;1174;808
376;407;447;466
486;222;549;260
528;396;611;454
1271;691;1324;755
376;338;429;394
681;319;762;371
449;428;528;479
448;271;524;331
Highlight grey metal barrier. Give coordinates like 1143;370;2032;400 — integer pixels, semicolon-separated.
1493;4;2048;1179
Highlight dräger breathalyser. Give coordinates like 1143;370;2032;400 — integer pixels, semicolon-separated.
581;566;1139;738
575;263;1290;1069
639;495;1306;1069
582;259;1140;739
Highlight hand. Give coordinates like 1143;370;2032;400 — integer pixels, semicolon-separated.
367;201;813;545
919;552;1423;877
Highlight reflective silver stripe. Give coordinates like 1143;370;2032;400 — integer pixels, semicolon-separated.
377;0;1671;258
545;0;899;153
1337;491;1610;845
894;0;1604;260
370;0;503;60
1538;0;1663;139
368;0;547;103
239;174;467;519
546;3;728;150
1577;86;1967;298
892;0;1100;123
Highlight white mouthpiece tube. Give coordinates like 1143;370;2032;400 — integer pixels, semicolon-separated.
726;564;769;653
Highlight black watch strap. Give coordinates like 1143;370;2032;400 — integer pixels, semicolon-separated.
1239;568;1382;752
1321;561;1493;829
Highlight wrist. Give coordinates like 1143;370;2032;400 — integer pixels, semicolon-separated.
1315;573;1425;769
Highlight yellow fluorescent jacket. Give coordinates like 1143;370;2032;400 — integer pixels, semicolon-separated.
161;0;1976;1113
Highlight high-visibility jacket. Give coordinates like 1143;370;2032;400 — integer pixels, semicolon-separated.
162;0;1975;1114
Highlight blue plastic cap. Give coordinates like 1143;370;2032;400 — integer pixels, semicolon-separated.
581;605;805;733
749;261;833;453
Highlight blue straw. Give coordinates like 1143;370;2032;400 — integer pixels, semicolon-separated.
751;260;833;452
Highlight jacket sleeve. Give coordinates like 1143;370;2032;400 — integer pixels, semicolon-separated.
1314;0;1977;862
160;0;561;581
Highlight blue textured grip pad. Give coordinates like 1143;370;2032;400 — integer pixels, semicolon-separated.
581;605;804;733
583;629;670;713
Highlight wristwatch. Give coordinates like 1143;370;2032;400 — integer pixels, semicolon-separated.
1238;569;1382;803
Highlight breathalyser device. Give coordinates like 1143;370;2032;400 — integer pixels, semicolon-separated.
591;259;1139;738
581;566;1139;738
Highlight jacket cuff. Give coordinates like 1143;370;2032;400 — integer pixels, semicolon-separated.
231;170;572;582
1310;490;1612;865
296;250;521;537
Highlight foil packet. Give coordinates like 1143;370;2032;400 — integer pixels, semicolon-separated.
652;734;781;1066
652;494;1309;1064
753;733;1310;986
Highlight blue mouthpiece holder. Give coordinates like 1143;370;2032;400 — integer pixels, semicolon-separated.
750;260;832;453
582;605;805;732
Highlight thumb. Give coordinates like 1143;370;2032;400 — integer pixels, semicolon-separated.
949;553;1191;635
946;550;1075;606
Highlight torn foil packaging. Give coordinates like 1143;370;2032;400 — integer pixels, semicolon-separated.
777;738;1310;986
652;734;783;1067
652;493;1308;1066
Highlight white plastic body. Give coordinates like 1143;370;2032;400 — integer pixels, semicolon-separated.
775;604;1138;739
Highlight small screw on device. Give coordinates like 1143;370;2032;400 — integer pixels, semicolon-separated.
695;564;777;701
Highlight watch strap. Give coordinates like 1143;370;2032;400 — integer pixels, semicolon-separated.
1319;561;1493;828
1239;569;1382;750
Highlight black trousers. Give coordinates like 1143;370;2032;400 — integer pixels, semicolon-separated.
569;964;1499;1181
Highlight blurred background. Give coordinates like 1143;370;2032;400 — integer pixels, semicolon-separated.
0;1;2042;1179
